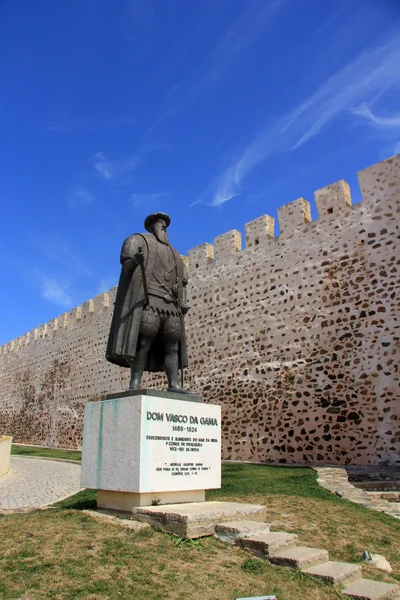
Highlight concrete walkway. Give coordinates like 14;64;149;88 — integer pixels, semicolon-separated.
0;456;82;511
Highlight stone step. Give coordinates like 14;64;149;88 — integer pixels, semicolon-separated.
238;532;298;558
302;560;362;585
215;520;271;544
131;501;267;538
269;546;329;569
342;578;400;600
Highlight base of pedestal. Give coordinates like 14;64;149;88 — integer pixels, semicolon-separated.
97;489;206;510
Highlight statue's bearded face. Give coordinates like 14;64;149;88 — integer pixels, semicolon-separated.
152;219;169;244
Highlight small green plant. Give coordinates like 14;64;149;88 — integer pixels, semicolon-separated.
288;568;309;582
173;535;200;548
241;558;266;574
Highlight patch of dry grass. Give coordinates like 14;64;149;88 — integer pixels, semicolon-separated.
0;509;344;600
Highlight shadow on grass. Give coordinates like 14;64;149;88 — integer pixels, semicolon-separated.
207;462;337;502
54;489;97;510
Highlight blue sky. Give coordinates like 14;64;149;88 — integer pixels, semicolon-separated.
1;0;400;345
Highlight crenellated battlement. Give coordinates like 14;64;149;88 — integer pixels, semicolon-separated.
186;153;400;270
245;214;275;248
0;288;116;356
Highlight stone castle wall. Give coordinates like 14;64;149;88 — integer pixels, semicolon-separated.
0;154;399;466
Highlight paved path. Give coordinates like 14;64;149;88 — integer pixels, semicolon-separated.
0;457;82;511
314;467;400;519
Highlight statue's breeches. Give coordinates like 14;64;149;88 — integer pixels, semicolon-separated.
139;304;182;342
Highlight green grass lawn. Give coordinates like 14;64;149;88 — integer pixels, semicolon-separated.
5;446;399;599
11;444;82;462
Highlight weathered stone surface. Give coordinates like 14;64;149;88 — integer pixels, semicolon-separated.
83;509;151;531
342;578;400;600
238;532;298;557
131;501;266;538
302;560;362;585
0;435;12;478
214;520;271;543
269;546;329;569
0;154;399;468
368;553;393;574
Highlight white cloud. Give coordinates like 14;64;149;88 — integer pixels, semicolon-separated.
32;236;91;277
149;0;285;133
200;0;285;89
93;145;168;184
46;118;88;132
68;187;95;211
98;276;117;294
47;116;136;132
351;103;400;128
205;31;400;206
92;152;139;182
40;276;73;308
131;191;172;207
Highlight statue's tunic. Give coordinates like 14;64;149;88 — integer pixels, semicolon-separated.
106;233;188;370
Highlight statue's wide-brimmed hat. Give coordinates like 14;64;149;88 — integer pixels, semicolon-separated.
144;212;171;232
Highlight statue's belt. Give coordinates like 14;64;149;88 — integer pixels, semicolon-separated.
147;284;177;304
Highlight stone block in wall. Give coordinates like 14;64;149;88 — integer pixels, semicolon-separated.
180;255;189;272
277;198;311;236
188;243;215;272
245;214;275;248
72;306;82;322
314;180;351;218
82;300;95;316
92;292;111;311
215;230;242;263
358;153;400;210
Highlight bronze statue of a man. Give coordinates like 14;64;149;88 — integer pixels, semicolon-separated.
106;212;192;394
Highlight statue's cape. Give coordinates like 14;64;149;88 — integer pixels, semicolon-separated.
106;233;188;371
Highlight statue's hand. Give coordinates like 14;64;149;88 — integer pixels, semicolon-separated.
134;250;145;265
181;304;190;315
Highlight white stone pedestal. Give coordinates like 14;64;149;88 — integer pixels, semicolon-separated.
81;394;221;510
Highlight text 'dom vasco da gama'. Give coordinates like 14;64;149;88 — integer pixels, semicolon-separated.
143;403;221;484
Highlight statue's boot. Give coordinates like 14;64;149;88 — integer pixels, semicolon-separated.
129;373;142;390
129;359;145;390
128;337;153;390
165;352;197;395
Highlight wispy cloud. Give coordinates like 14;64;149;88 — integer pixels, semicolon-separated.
32;236;92;277
92;144;171;184
121;0;154;43
351;104;400;127
131;191;172;207
92;152;139;183
351;103;400;156
98;275;117;294
68;187;95;211
149;0;285;133
47;118;88;132
202;31;400;206
47;116;136;132
199;0;285;90
39;275;73;308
